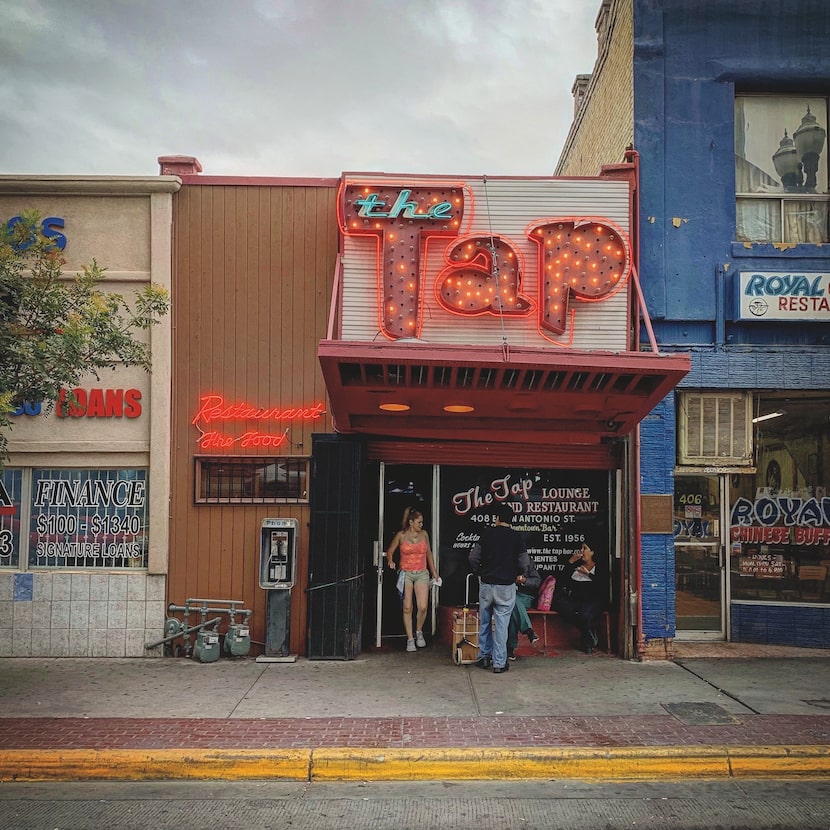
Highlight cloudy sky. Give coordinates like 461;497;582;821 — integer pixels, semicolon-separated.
1;0;599;179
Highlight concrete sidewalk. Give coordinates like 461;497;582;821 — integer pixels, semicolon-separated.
1;644;829;781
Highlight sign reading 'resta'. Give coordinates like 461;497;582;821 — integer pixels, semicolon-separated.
738;271;830;321
337;175;634;352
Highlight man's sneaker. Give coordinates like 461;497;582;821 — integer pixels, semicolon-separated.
527;629;540;646
493;664;509;674
588;627;599;647
475;656;492;669
415;631;427;648
406;638;417;652
507;648;516;661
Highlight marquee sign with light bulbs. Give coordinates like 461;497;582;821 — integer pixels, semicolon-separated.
338;175;633;349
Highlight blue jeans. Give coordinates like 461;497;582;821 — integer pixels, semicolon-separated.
477;581;517;669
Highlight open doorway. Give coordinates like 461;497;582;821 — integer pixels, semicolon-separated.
375;464;435;649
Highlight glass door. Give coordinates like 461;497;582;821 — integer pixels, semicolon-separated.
674;474;726;636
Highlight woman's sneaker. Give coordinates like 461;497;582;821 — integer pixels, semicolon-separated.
406;638;417;652
527;629;540;645
415;631;427;648
507;648;516;661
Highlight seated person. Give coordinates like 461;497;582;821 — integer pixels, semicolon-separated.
507;557;541;660
552;541;606;654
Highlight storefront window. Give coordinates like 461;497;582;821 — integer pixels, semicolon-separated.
28;468;148;569
730;394;829;603
0;468;23;568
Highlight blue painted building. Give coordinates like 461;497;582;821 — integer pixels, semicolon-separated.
558;0;830;655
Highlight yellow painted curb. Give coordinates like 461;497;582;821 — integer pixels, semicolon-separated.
312;745;830;781
727;745;830;778
312;746;732;781
0;748;311;782
1;745;829;782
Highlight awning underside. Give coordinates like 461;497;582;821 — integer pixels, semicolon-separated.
318;341;690;445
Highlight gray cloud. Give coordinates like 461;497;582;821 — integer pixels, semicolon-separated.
0;0;599;177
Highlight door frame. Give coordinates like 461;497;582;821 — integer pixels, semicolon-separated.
374;462;440;648
673;473;729;640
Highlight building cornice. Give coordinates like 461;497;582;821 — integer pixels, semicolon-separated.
0;176;181;195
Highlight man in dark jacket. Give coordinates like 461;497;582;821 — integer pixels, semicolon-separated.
468;502;528;673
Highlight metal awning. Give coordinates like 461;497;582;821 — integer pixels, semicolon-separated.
318;340;690;445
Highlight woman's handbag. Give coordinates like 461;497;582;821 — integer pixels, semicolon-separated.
536;575;557;611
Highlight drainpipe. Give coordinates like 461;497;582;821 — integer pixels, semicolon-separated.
622;147;646;661
715;264;726;349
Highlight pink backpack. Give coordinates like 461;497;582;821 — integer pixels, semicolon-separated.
536;575;557;611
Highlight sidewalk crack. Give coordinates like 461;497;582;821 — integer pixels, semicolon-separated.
675;661;760;715
467;667;483;716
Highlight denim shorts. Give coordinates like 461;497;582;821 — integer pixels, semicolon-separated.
403;568;430;586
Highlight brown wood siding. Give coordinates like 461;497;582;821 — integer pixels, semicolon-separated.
169;184;339;655
367;440;619;470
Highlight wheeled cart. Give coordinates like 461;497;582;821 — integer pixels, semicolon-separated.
452;574;479;665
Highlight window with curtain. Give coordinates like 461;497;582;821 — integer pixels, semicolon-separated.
735;95;829;243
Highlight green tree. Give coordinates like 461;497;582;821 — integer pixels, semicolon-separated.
0;211;170;467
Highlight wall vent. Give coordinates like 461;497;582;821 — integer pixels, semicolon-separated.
678;392;753;466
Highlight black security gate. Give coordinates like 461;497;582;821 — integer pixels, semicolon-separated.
306;434;366;659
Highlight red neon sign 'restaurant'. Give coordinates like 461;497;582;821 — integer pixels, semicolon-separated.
191;394;326;451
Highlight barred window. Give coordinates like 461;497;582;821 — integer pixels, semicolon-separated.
195;457;309;503
28;468;148;569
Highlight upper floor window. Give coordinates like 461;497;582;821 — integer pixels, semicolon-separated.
735;95;828;243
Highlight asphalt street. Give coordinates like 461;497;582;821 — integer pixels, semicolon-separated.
2;780;830;830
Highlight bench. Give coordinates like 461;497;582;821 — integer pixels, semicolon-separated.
525;609;612;655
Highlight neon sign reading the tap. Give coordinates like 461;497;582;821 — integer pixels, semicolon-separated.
339;180;631;343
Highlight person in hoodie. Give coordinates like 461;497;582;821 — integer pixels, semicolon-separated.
506;556;541;660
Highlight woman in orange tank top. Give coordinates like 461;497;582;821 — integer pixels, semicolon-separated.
386;507;439;652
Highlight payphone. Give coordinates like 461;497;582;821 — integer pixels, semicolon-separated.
258;518;298;661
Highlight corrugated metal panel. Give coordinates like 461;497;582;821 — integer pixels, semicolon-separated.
341;176;631;351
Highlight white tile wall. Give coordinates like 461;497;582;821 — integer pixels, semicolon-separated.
1;571;166;657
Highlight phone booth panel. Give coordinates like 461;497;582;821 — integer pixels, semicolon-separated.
259;518;298;659
259;518;298;589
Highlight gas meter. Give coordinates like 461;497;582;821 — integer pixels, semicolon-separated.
224;623;251;657
193;627;220;663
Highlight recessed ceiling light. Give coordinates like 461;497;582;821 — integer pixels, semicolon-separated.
379;402;410;412
444;404;475;413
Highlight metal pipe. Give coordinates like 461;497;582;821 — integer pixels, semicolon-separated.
168;602;251;617
144;617;222;650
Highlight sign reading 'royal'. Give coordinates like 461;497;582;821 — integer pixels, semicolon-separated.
738;271;830;321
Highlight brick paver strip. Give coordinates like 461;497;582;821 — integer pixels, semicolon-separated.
0;715;828;750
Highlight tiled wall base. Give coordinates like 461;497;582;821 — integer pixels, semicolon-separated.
0;571;166;657
731;603;830;648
